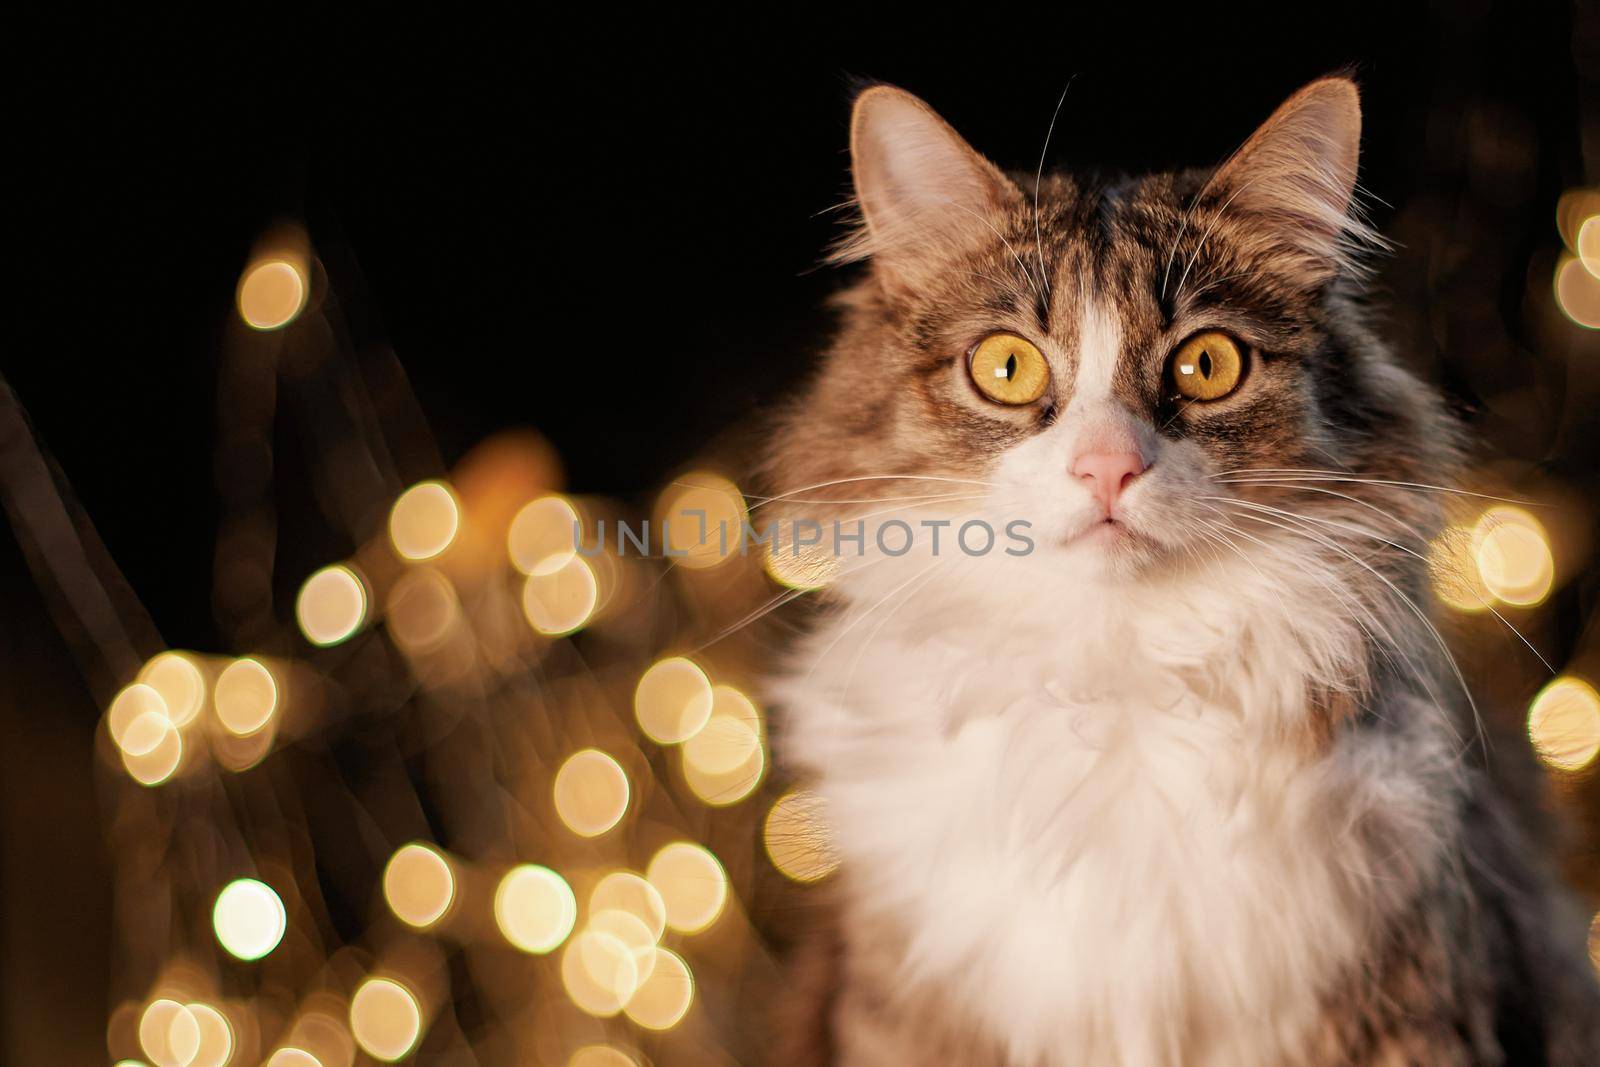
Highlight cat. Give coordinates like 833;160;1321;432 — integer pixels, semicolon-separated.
761;77;1600;1066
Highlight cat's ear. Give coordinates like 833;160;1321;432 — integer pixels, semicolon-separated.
1211;77;1376;282
835;85;1022;288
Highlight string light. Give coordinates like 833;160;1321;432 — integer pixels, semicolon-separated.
623;947;695;1030
237;258;308;330
349;978;423;1062
214;658;279;736
1527;676;1600;773
494;865;576;954
553;749;630;837
633;656;715;744
213;878;287;961
645;842;727;934
382;843;456;929
296;564;368;646
389;481;461;562
136;652;206;727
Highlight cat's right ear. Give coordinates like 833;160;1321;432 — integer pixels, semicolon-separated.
834;85;1021;290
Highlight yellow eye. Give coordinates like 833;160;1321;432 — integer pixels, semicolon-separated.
969;333;1049;405
1170;331;1245;401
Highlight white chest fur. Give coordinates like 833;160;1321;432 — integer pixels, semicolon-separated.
776;573;1452;1067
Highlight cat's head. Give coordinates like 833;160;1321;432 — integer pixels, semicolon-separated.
767;77;1457;634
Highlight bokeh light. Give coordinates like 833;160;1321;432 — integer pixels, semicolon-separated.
764;789;840;883
633;656;715;744
1527;676;1600;773
682;685;765;806
560;929;639;1017
589;871;667;943
119;709;184;786
265;1050;323;1067
109;683;170;751
389;481;460;561
1428;524;1493;613
570;1048;638;1067
1555;252;1600;328
137;652;205;727
521;555;599;635
645;842;727;934
764;540;839;591
382;843;456;928
494;865;576;954
213;878;287;961
139;999;199;1067
237;259;308;330
185;1003;233;1067
1579;214;1600;277
508;495;581;575
385;569;462;653
656;472;745;569
296;564;369;647
1473;506;1555;606
214;658;279;736
553;749;630;837
349;978;423;1062
623;947;694;1030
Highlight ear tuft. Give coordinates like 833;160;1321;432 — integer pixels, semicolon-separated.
831;85;1020;282
1211;77;1383;281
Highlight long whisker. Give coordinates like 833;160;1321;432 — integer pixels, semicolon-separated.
1210;469;1540;506
1032;77;1077;298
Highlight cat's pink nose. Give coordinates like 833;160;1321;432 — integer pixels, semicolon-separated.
1072;451;1147;513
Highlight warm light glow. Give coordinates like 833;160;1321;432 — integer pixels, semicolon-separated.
137;652;206;727
633;657;715;744
214;658;279;736
553;749;630;837
389;481;461;561
646;842;727;934
657;472;745;569
383;842;456;928
764;540;839;591
508;495;581;575
238;259;308;330
570;1048;638;1067
521;554;599;635
213;878;287;960
1527;676;1600;773
1579;215;1600;279
185;1002;233;1067
1555;253;1600;329
1473;506;1555;606
765;789;840;883
139;999;200;1067
560;929;639;1017
1428;524;1493;613
682;685;765;806
623;947;695;1030
588;908;658;986
589;871;667;943
120;710;184;786
494;864;576;954
296;564;368;646
385;568;462;652
1588;911;1599;974
109;683;170;751
349;978;423;1062
266;1050;323;1067
682;740;764;807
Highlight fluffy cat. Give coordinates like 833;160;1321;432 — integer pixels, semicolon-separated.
763;78;1600;1065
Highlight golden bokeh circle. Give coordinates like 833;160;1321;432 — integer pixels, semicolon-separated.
389;481;461;562
521;555;599;635
633;657;715;744
214;658;279;736
382;843;456;929
1472;506;1555;607
560;929;639;1018
553;749;630;837
213;877;287;961
656;472;745;569
623;947;695;1030
764;789;840;883
589;871;667;944
494;864;576;954
238;259;307;330
508;495;582;575
1527;676;1600;773
349;977;423;1062
645;842;727;934
137;652;206;727
296;564;369;647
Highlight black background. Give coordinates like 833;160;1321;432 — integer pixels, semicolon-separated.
6;5;1597;1057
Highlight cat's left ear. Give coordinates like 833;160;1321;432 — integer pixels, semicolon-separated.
1211;77;1373;283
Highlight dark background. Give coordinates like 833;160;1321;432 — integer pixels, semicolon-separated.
6;5;1598;1058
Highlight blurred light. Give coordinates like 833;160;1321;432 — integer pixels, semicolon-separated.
553;749;630;837
266;1051;322;1067
494;865;576;954
764;789;840;883
383;843;456;929
683;687;762;775
1555;253;1600;329
214;658;279;736
560;929;638;1017
286;1009;355;1067
139;999;199;1067
634;657;714;744
296;564;368;647
570;1048;638;1067
137;652;205;727
589;871;667;943
385;569;461;653
764;540;839;591
237;259;307;330
120;710;183;786
185;1003;233;1067
645;842;727;934
1579;215;1600;278
521;555;598;635
623;947;694;1030
508;495;581;575
588;908;658;985
682;742;764;806
656;472;745;570
1428;524;1493;614
1527;676;1600;773
109;683;170;751
389;482;460;561
1473;506;1555;606
349;978;422;1063
213;878;287;960
1589;911;1599;974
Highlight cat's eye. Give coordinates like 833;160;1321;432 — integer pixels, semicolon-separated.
969;333;1049;405
1169;331;1246;401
